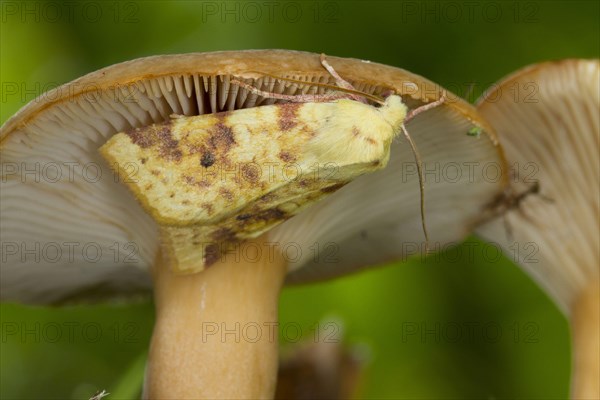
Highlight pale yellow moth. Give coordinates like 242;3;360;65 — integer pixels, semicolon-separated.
100;55;444;273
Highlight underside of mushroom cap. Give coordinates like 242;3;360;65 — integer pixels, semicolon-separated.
475;59;599;314
1;50;506;304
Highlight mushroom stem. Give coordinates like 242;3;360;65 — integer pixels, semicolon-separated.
570;278;600;400
144;235;287;399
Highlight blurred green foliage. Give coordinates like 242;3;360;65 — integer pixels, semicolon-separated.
1;1;597;398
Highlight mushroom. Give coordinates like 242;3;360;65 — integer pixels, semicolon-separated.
0;50;506;398
275;322;365;399
475;60;599;399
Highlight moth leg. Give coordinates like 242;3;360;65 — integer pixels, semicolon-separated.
320;54;367;103
231;79;347;103
405;92;447;122
320;53;355;90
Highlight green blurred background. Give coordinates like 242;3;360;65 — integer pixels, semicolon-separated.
1;1;598;398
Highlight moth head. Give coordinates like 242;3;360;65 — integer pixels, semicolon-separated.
378;94;408;133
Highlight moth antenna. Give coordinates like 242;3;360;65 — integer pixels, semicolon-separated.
231;79;349;103
235;74;386;105
401;124;430;252
319;53;363;99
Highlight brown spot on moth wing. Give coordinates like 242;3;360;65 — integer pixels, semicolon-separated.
125;121;182;161
277;102;302;131
278;151;296;163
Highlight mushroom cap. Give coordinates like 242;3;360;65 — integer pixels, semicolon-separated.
475;59;599;314
0;50;506;304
